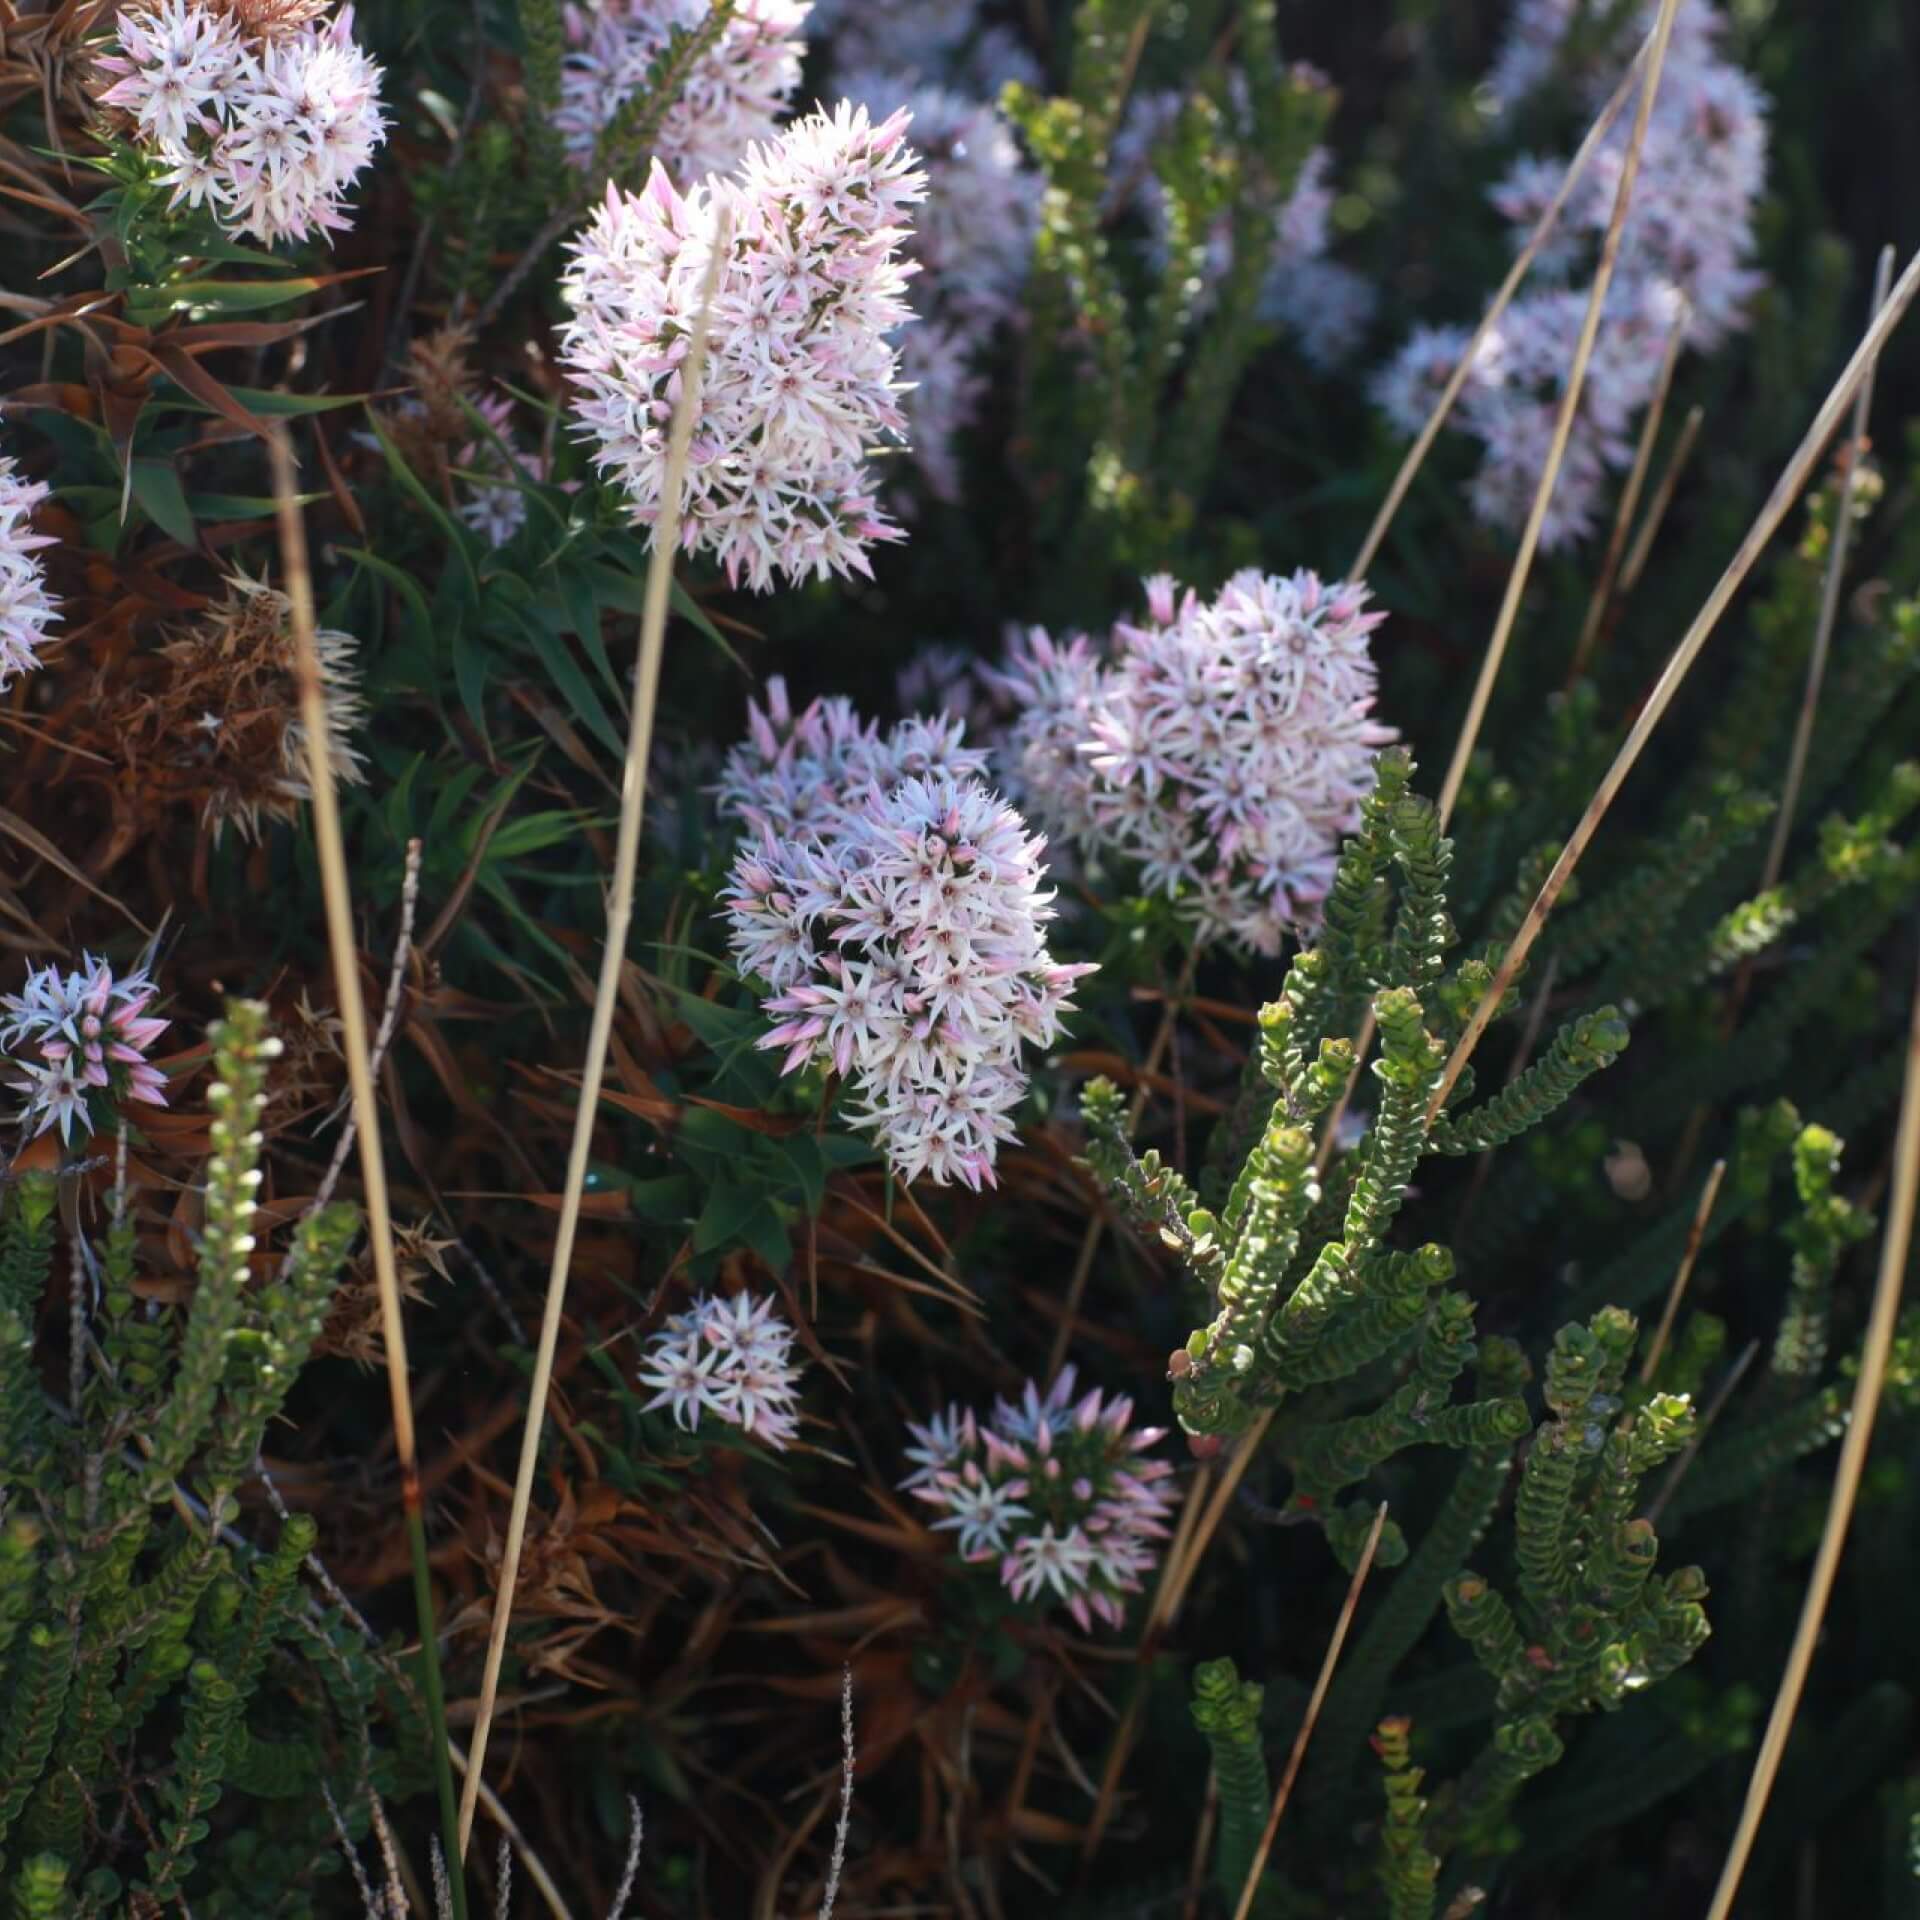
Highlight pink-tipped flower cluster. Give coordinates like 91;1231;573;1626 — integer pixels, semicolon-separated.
901;1368;1177;1632
0;447;58;690
716;672;990;838
993;570;1395;956
96;0;386;247
559;102;926;592
636;1289;803;1448
2;956;170;1143
554;0;807;186
838;73;1035;499
1374;0;1767;547
719;682;1093;1189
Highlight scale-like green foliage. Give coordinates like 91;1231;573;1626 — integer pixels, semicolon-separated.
0;1002;381;1912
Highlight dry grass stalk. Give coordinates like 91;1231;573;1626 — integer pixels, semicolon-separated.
1425;244;1920;1126
271;426;468;1916
456;212;733;1858
1181;1770;1220;1920
1228;1503;1389;1920
1348;31;1656;580
1638;1156;1727;1385
1761;243;1898;891
1566;303;1689;686
1434;0;1687;827
1617;402;1704;599
1702;951;1920;1920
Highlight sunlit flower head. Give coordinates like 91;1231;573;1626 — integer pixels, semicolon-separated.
720;686;1093;1188
96;0;387;246
559;101;926;591
995;570;1395;955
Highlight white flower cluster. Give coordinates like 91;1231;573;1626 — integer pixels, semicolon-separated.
901;1368;1177;1633
636;1290;803;1447
2;955;170;1144
716;673;990;837
0;446;58;691
96;0;387;246
993;570;1395;957
838;73;1036;500
719;681;1092;1189
1114;72;1377;372
554;0;807;186
559;102;925;592
1374;0;1767;547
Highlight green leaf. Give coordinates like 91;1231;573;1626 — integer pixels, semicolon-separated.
517;612;627;761
221;386;368;415
128;457;196;544
625;1175;692;1224
693;1177;763;1254
364;410;479;592
148;277;336;315
186;491;324;520
555;562;630;709
774;1132;827;1216
487;809;593;860
740;1202;793;1276
340;545;434;643
451;620;493;751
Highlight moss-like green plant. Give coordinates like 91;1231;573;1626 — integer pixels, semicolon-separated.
1433;1310;1709;1850
0;1001;377;1912
1083;751;1624;1497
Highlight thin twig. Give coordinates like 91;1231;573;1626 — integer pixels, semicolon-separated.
1180;1769;1220;1920
1703;949;1920;1920
1425;246;1920;1126
1159;1411;1275;1628
457;211;733;1857
818;1667;856;1920
1348;32;1654;580
281;836;423;1284
372;1792;412;1920
1761;244;1897;890
1639;1157;1726;1385
1048;951;1195;1378
1646;1338;1759;1527
606;1801;644;1920
270;428;470;1920
1616;403;1704;599
324;1784;383;1918
1434;0;1687;827
1229;1503;1389;1920
1566;304;1689;686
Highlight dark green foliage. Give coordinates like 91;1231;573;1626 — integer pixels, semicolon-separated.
1434;1312;1709;1847
1189;1657;1272;1916
1373;1717;1439;1920
1008;0;1331;588
1083;752;1620;1492
0;1003;382;1912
